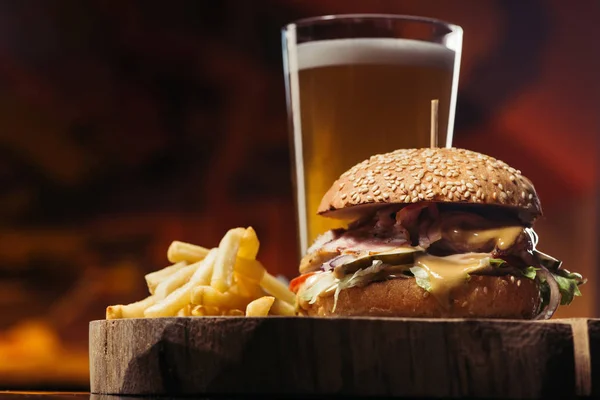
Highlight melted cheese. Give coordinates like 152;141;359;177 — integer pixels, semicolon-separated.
443;226;523;250
414;253;491;306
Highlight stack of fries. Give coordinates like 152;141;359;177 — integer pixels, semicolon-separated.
106;227;296;319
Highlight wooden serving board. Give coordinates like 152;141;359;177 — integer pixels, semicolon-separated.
89;317;596;398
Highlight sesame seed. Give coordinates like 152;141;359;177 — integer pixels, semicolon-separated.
448;192;454;200
383;192;390;199
373;189;381;196
426;175;433;182
411;197;419;203
529;193;533;200
366;195;373;202
474;180;481;186
399;195;406;201
442;188;448;196
517;279;521;287
409;184;415;190
391;184;397;191
483;287;488;294
498;183;504;190
510;175;516;182
372;184;379;191
400;183;406;190
340;193;347;199
510;276;515;283
463;191;471;199
493;192;497;200
466;182;474;189
360;187;368;194
491;179;498;184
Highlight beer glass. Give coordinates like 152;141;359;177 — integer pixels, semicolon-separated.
282;14;462;254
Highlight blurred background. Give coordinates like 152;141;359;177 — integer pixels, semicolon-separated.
0;0;597;390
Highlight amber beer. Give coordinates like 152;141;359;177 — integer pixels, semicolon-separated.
292;38;457;248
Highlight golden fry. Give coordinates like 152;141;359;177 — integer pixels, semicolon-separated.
106;296;155;319
106;305;122;320
226;309;245;316
145;262;187;295
211;228;245;292
167;241;210;264
246;296;275;317
154;262;199;300
234;258;265;283
144;249;217;318
191;285;252;310
260;272;296;305
238;227;260;260
269;299;296;316
190;305;205;316
177;305;192;317
232;275;267;298
190;305;220;316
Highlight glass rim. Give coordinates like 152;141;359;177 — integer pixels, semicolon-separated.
283;13;462;34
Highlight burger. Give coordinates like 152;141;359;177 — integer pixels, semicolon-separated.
290;148;585;319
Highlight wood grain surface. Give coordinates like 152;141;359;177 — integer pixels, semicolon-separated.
89;317;592;398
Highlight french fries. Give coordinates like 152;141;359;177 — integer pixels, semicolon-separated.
167;241;210;264
261;272;296;305
238;227;260;260
145;262;187;294
234;258;265;283
246;296;275;317
191;285;251;310
211;228;245;293
106;296;155;320
106;227;296;319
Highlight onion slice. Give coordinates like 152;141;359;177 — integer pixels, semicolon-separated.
534;266;561;320
327;254;357;270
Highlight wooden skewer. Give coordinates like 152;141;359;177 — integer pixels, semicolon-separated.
430;99;439;148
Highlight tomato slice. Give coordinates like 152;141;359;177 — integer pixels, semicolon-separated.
289;272;317;293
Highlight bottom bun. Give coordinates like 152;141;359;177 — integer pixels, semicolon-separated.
297;275;541;319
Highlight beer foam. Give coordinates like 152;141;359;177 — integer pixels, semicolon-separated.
294;38;455;71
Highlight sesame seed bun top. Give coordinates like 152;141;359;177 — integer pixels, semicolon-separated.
317;148;542;220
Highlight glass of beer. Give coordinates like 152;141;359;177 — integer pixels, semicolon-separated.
282;14;462;254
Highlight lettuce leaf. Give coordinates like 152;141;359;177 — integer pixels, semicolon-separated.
489;258;507;268
332;260;386;311
522;266;538;280
551;270;584;305
409;266;431;292
299;273;336;304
